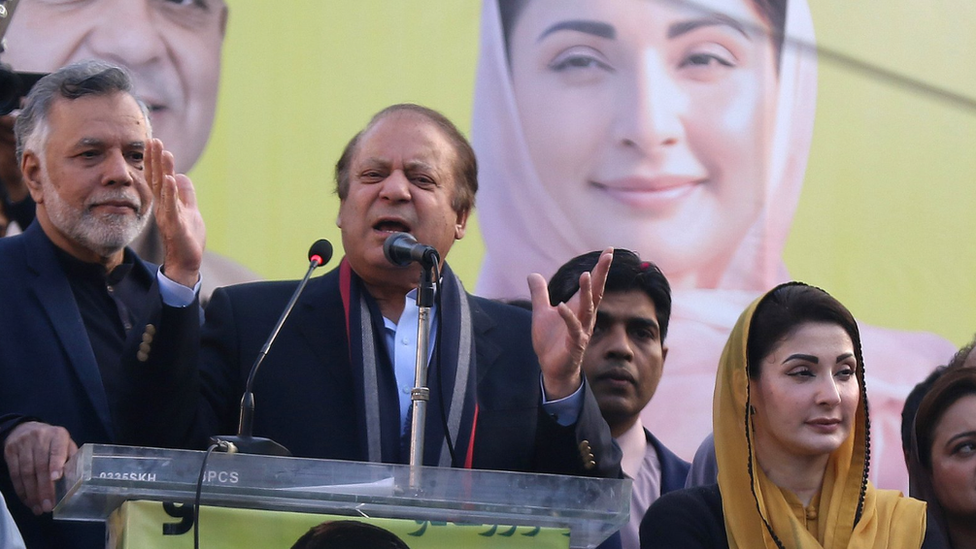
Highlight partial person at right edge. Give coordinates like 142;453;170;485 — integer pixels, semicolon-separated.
549;250;688;549
905;357;976;549
640;283;932;548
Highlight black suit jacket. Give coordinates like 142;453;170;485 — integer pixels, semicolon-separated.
0;223;199;549
162;263;619;477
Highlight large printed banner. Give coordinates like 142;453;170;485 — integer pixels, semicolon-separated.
4;0;975;490
108;501;567;548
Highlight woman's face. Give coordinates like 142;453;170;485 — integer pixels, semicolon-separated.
508;0;778;287
750;322;860;462
929;394;976;520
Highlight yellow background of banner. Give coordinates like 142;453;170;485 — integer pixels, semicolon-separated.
193;1;976;344
790;1;976;345
109;500;568;548
192;1;485;284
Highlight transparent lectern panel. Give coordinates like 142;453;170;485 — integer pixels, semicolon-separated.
56;445;630;549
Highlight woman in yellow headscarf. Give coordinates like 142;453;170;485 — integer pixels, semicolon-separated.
640;282;930;548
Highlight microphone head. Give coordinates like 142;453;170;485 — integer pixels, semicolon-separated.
307;239;333;267
383;232;417;267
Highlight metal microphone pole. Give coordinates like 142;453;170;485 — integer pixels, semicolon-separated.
408;261;436;490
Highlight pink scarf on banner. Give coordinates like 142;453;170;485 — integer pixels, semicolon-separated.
469;0;955;490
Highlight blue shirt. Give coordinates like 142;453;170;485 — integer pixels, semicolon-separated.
381;289;583;436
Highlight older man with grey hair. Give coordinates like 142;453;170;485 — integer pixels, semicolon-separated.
0;0;256;303
0;60;205;549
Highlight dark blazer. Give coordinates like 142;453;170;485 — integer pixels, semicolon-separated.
647;429;691;494
154;263;620;477
640;484;946;549
0;223;199;549
640;484;726;548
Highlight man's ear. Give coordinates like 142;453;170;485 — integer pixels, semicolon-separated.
454;208;469;240
21;151;45;204
336;200;346;229
219;2;229;37
661;345;668;367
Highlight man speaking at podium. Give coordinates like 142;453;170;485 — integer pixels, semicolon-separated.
139;104;620;477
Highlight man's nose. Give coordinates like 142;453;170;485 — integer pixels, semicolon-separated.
87;0;167;67
378;171;411;202
102;150;134;187
603;325;635;361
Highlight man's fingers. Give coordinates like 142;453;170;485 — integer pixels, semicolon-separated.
24;440;45;514
147;139;163;203
174;174;198;208
556;302;583;340
4;447;27;508
575;271;595;327
159;174;178;215
3;423;77;514
38;428;72;513
161;149;176;176
590;248;613;309
156;150;183;217
48;428;71;482
32;435;56;514
527;273;550;311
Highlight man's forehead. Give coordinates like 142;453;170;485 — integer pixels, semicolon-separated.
47;93;149;138
355;111;456;163
598;291;659;323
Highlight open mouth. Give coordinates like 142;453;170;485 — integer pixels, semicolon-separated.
372;219;411;234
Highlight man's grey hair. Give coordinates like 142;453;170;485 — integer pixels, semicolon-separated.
15;60;152;163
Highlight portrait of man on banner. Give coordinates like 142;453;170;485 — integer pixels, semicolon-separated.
0;0;257;299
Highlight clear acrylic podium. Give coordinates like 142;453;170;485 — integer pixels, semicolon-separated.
55;444;630;549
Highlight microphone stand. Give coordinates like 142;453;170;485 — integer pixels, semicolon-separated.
212;248;329;456
408;261;437;490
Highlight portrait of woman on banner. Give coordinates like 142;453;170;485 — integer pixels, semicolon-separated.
470;0;955;490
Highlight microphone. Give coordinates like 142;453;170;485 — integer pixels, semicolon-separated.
383;232;439;268
307;238;333;267
213;239;333;456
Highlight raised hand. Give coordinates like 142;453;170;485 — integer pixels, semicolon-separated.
146;138;205;288
528;248;612;400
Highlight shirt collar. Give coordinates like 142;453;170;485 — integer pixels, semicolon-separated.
616;418;649;480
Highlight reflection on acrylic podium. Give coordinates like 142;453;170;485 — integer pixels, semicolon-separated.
55;444;630;549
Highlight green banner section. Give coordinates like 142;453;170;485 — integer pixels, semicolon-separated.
108;501;569;549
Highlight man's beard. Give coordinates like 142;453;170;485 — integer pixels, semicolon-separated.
45;182;151;258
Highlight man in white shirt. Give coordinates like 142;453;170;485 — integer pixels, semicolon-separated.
550;249;690;549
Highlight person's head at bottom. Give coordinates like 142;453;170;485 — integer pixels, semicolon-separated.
290;520;409;549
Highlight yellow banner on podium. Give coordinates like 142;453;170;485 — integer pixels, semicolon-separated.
108;501;569;549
